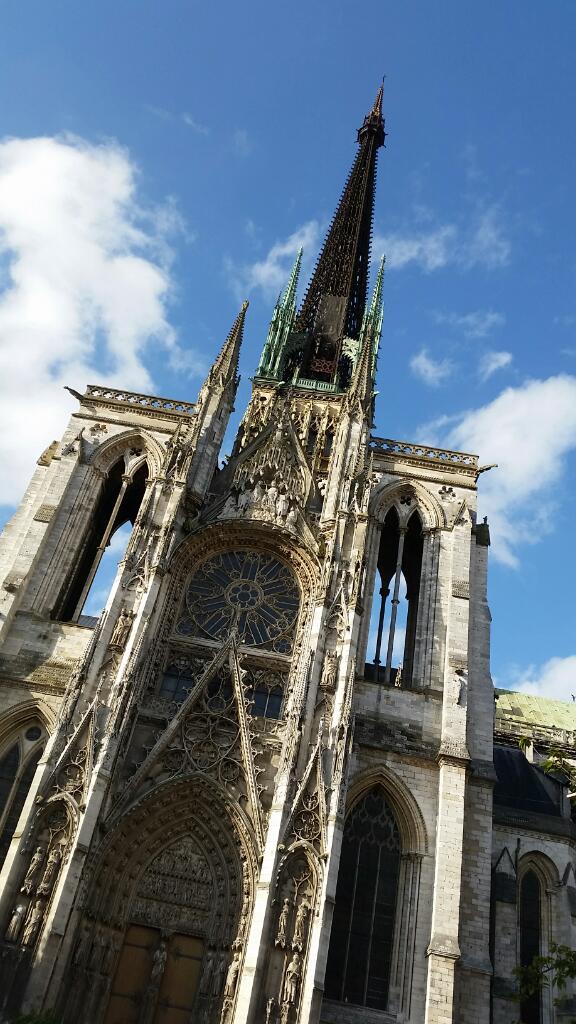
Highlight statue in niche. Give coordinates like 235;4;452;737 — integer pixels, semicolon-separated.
150;940;168;986
37;844;62;896
292;901;309;951
109;607;134;650
224;952;241;998
199;952;214;994
5;902;26;943
73;923;93;966
253;480;265;506
275;897;291;948
277;490;289;520
211;953;226;996
282;951;302;1005
320;652;338;692
21;898;45;946
20;844;45;894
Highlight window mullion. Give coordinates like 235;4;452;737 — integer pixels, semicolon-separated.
363;842;382;1006
72;477;130;620
384;528;406;683
341;839;362;1002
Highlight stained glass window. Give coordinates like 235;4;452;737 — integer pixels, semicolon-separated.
176;551;300;654
325;786;401;1010
520;870;542;1024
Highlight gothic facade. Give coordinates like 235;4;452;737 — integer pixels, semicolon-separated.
0;88;575;1024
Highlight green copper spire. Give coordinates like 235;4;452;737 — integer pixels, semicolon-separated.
281;246;302;313
256;248;303;379
368;254;385;327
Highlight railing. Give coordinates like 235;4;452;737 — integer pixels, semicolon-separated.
85;385;196;416
297;378;339;393
370;436;478;468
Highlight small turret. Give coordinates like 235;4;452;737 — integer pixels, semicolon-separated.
257;249;302;379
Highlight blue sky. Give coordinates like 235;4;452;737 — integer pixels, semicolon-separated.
0;0;575;699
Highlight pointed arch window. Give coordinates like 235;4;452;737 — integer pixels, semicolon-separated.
371;507;423;685
55;455;148;623
325;786;401;1010
0;723;46;868
519;869;543;1024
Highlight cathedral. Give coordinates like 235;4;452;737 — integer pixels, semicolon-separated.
0;86;575;1024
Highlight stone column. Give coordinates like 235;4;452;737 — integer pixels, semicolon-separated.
424;755;467;1024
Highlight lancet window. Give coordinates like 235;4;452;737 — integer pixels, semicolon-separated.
325;786;401;1010
0;722;46;868
370;506;423;685
55;456;148;623
519;869;543;1024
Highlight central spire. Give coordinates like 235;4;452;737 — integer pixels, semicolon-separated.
294;84;385;384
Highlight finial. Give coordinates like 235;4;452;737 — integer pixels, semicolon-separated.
358;80;386;148
281;247;303;310
372;80;384;118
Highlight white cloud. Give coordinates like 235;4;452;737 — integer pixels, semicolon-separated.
181;113;209;135
410;348;454;387
373;204;511;273
0;134;188;506
146;105;208;135
227;220;320;301
440;375;576;566
464;206;510;269
434;309;505;339
374;226;456;272
478;349;513;381
513;656;576;703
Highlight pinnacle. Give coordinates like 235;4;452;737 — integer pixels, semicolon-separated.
281;247;303;311
209;300;249;385
372;81;384;118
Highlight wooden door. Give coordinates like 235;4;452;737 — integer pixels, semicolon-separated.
105;924;159;1024
155;934;204;1023
104;925;204;1024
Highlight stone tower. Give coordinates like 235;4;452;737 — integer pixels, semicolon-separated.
0;88;498;1024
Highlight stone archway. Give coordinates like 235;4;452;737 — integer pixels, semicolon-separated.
62;779;256;1024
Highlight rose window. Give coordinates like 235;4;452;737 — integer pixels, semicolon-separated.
177;551;300;654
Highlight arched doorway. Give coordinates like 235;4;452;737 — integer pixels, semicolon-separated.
63;780;255;1024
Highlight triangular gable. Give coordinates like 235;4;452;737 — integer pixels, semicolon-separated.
115;637;265;850
41;700;97;810
281;733;327;856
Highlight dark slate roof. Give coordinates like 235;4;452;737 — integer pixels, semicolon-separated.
493;745;564;818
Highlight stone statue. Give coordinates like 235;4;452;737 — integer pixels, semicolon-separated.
21;844;45;894
277;491;289;520
292;901;309;950
5;902;26;943
224;952;241;997
22;898;45;946
282;951;301;1005
199;952;214;994
211;953;225;996
275;897;290;948
110;607;133;650
73;923;93;966
37;844;62;896
150;940;168;985
238;487;251;512
320;652;338;692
